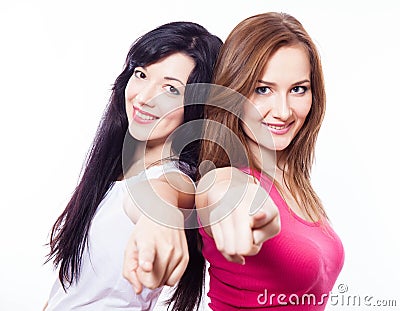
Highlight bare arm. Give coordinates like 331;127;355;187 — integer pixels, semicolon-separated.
123;171;195;293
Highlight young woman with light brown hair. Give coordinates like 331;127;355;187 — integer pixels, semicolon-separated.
196;12;344;310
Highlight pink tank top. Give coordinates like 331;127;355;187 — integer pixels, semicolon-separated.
199;169;344;310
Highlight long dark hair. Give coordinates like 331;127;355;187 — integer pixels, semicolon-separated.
46;22;222;311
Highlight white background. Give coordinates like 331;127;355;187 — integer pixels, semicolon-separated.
0;0;399;310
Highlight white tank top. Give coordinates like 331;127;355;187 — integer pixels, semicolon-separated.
46;162;186;310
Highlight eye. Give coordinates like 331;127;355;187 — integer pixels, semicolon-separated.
255;86;271;95
291;86;308;94
133;69;146;79
163;85;181;96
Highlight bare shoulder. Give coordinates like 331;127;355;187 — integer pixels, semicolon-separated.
154;171;195;209
197;167;251;192
123;170;195;223
157;170;195;195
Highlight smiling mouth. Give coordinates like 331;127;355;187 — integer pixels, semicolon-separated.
268;124;287;130
262;121;294;134
135;110;157;120
133;106;159;122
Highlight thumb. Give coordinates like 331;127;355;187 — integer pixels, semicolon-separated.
250;211;268;229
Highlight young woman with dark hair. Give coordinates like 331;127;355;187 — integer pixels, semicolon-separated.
196;12;344;310
44;21;222;310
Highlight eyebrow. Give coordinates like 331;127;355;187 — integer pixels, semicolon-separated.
164;76;185;86
257;79;310;86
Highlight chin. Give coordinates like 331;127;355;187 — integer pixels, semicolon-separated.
262;142;288;152
128;129;148;142
273;145;290;152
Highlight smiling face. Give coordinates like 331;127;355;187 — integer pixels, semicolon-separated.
242;44;312;153
125;52;195;145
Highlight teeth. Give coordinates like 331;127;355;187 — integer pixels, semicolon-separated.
136;110;156;120
268;124;286;130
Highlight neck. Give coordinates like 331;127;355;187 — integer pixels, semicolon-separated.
124;139;173;179
247;139;285;183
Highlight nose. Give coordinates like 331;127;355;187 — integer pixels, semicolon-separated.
135;84;156;108
271;94;291;120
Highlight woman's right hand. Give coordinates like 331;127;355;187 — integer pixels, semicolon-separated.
196;168;281;264
122;211;188;294
122;174;194;294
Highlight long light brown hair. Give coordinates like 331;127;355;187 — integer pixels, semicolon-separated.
199;12;327;221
